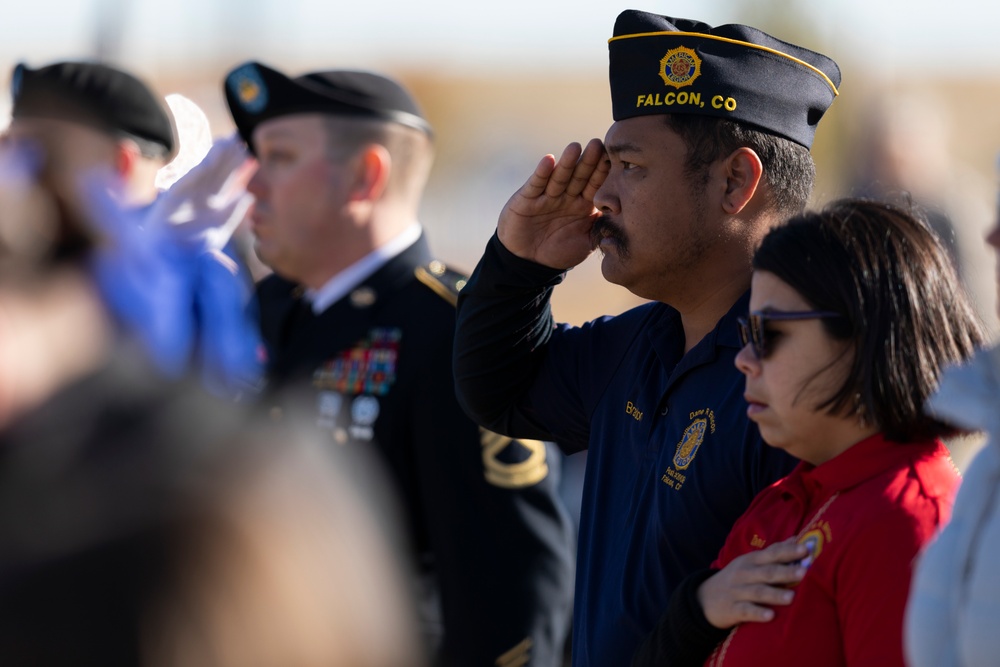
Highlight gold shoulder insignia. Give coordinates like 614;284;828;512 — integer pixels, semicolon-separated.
414;260;468;308
480;429;549;489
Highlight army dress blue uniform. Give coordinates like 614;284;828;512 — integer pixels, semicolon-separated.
453;235;797;666
256;232;576;667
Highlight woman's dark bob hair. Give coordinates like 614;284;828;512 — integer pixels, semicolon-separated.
753;198;985;443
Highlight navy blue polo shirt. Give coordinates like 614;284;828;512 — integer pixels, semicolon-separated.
453;235;797;666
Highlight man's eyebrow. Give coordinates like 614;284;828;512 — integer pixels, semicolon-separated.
605;141;642;158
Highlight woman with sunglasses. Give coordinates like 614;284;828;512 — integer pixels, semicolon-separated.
632;198;984;667
904;188;1000;667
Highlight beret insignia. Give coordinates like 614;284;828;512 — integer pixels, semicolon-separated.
227;64;268;114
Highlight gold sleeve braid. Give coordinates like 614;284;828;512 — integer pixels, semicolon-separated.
480;429;549;489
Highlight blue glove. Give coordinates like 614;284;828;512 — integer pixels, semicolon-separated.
77;155;263;398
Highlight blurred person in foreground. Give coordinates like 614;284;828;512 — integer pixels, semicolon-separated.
632;198;983;666
905;168;1000;667
223;62;575;666
0;372;426;667
0;67;425;667
2;60;262;398
452;10;840;664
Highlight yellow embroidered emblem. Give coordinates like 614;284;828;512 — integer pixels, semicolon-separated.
227;64;269;113
659;46;702;89
673;417;707;470
480;429;549;489
798;528;825;569
238;79;260;105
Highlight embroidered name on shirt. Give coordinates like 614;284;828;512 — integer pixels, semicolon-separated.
688;407;717;433
625;401;644;421
661;467;687;490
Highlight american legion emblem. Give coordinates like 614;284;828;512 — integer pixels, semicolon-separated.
659;46;702;89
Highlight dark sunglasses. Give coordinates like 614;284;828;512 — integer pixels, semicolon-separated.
737;310;842;359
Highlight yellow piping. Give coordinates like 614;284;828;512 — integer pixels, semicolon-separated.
609;30;838;96
414;266;458;307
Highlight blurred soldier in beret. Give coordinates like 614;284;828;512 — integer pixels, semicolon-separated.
3;60;175;259
2;60;262;396
452;10;841;665
224;62;575;666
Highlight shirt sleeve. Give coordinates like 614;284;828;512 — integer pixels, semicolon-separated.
453;232;569;442
453;232;646;454
631;568;730;667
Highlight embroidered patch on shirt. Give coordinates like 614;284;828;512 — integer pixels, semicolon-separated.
797;521;832;570
673;417;707;470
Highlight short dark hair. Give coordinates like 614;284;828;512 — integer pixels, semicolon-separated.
320;115;433;202
752;198;985;442
663;114;815;216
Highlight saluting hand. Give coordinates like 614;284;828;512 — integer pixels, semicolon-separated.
150;133;256;252
697;538;809;629
497;138;609;270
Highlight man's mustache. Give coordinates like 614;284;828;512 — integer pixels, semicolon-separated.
591;215;629;256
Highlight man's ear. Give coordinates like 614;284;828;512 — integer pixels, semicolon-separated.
349;144;391;202
720;147;763;215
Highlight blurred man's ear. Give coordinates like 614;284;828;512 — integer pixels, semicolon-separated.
115;138;167;207
114;140;140;179
350;144;391;203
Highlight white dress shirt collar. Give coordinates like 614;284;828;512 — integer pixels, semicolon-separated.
305;222;422;315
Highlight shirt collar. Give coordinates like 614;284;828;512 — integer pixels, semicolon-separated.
305;222;422;314
716;289;751;350
781;432;945;497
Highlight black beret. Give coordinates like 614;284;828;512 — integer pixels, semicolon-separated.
224;61;432;151
609;10;841;148
10;61;176;157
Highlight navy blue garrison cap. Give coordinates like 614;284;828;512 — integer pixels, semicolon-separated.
10;60;176;157
609;10;841;148
224;61;432;152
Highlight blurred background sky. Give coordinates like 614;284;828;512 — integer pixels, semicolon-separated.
3;0;999;332
5;0;1000;76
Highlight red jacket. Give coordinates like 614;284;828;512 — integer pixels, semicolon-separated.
706;434;959;667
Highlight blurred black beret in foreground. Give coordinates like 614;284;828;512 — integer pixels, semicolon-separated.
11;60;176;158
